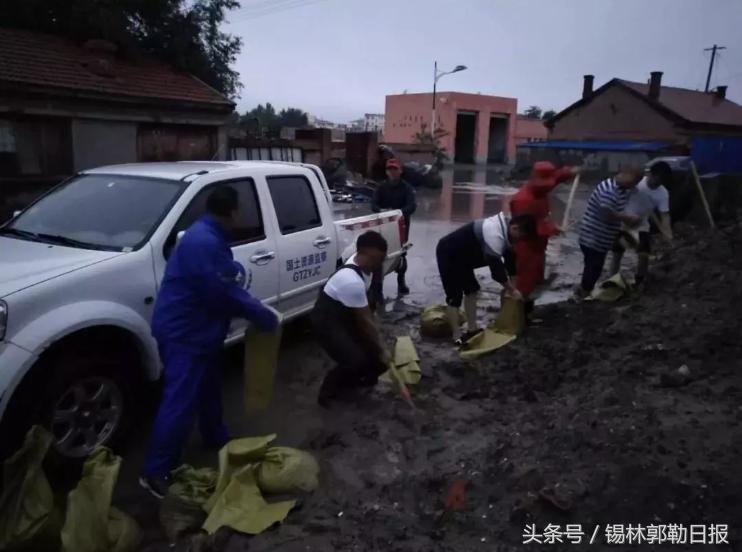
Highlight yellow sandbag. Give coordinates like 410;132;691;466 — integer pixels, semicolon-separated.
160;465;217;542
244;326;283;414
592;273;629;302
420;305;463;338
0;425;62;552
61;448;141;552
107;508;143;552
204;435;276;514
202;465;295;536
380;336;421;385
491;296;526;335
257;447;320;495
459;297;525;360
459;332;517;360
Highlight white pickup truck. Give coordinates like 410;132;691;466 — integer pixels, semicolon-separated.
0;161;407;459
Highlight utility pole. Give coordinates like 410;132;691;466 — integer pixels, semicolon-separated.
704;44;726;93
432;61;438;135
431;62;467;135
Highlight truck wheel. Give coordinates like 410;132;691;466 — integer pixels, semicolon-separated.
41;354;133;459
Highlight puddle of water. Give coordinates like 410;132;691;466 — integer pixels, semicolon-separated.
333;166;594;311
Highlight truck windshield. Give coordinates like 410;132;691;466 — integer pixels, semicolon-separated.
3;174;185;251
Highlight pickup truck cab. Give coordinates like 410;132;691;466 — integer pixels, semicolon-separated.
0;161;407;459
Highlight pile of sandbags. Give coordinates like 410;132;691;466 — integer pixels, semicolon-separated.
161;434;319;542
0;426;141;552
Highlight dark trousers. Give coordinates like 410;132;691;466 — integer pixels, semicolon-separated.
143;342;229;478
580;244;608;293
370;253;407;303
314;323;386;399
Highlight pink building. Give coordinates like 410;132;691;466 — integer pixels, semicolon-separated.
384;92;517;164
515;116;548;145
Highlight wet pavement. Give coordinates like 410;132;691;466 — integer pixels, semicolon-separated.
119;165;596;550
335;165;591;312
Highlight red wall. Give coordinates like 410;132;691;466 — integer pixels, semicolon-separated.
515;116;548;144
385;92;518;163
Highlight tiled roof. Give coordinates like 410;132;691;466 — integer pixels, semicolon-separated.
0;27;234;107
618;79;742;127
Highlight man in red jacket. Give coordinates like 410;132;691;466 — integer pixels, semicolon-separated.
509;162;577;312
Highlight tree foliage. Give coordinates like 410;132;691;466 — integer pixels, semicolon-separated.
413;123;449;169
0;0;243;99
523;105;543;119
542;109;557;120
239;103;309;137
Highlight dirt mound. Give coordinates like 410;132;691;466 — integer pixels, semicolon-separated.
177;222;742;552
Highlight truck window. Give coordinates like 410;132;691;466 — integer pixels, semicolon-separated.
5;174;184;251
267;175;322;234
166;179;264;255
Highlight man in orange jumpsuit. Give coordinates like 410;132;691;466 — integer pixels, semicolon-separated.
509;162;577;313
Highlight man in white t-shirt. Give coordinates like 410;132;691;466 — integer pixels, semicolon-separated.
311;231;389;407
610;161;673;284
435;213;536;346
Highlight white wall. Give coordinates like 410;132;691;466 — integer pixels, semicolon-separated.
72;119;137;171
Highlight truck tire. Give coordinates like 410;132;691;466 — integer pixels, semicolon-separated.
41;353;134;459
0;352;138;463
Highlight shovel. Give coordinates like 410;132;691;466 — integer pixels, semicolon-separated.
386;359;416;410
560;172;581;230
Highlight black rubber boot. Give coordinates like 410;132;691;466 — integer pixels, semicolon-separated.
397;274;410;295
318;369;344;408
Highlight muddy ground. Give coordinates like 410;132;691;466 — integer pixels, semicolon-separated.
127;215;742;551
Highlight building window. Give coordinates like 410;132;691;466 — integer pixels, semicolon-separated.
0;117;72;177
137;124;216;162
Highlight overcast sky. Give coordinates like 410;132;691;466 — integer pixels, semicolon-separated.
226;0;742;122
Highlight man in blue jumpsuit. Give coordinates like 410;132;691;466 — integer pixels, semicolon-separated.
140;186;279;498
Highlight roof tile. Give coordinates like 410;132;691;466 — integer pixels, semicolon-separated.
619;79;742;126
0;28;233;107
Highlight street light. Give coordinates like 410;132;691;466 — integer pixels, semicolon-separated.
432;62;467;134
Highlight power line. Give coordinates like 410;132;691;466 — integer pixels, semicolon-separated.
230;0;327;21
234;0;309;15
703;44;726;93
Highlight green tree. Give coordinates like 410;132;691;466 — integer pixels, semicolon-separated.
414;123;450;170
240;104;308;136
542;109;557;120
278;108;309;128
0;0;243;99
523;105;543;119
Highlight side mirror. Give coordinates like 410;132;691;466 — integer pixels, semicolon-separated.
164;230;186;260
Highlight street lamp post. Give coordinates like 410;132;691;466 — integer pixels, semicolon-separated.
431;61;467;135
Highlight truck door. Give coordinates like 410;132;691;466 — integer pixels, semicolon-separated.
265;174;336;317
160;178;279;338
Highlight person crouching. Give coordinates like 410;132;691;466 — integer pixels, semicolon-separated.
436;212;537;346
311;231;390;407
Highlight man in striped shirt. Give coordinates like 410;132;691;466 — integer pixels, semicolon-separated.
575;168;643;299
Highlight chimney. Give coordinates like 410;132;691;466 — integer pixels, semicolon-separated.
716;85;728;100
649;71;663;100
582;75;594;99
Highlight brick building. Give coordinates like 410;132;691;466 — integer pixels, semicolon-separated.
515;116;548;145
0;28;234;219
548;73;742;143
384;92;517;164
518;72;742;173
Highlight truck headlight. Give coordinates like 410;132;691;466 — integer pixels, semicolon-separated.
0;300;7;341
